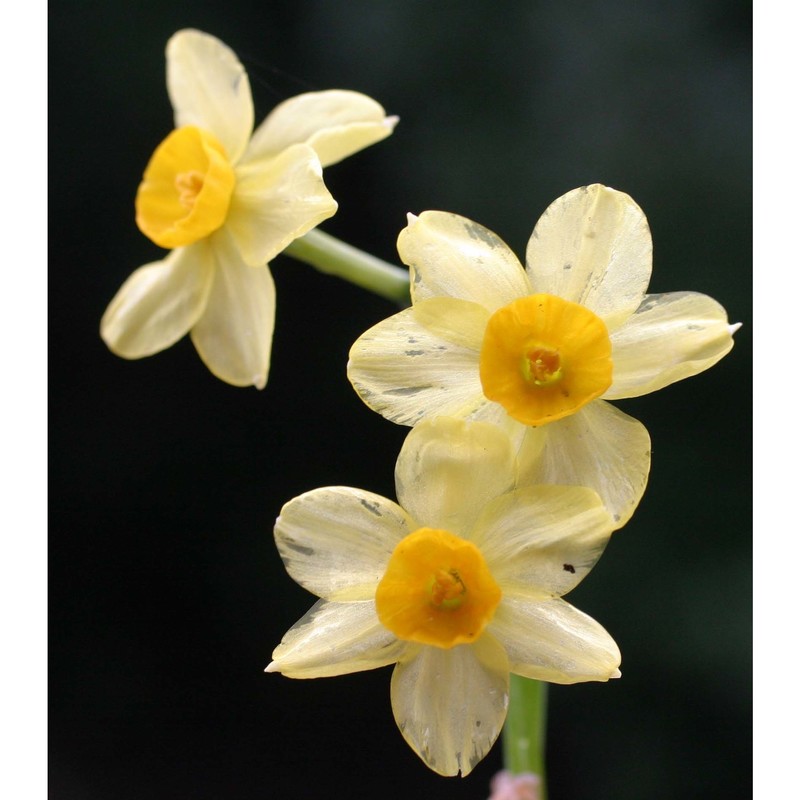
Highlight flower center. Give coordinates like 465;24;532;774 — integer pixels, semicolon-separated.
479;293;613;426
522;346;563;386
375;527;501;649
135;125;236;249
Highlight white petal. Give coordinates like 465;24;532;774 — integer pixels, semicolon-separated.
190;230;275;388
267;599;406;678
394;418;517;536
605;291;737;399
275;487;415;602
472;485;614;597
228;143;337;266
398;212;530;310
517;401;651;528
248;89;397;167
347;301;496;426
100;243;213;358
166;29;254;164
390;636;509;776
525;185;652;331
490;595;621;683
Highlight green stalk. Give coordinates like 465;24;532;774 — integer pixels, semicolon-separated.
502;675;548;798
283;228;411;305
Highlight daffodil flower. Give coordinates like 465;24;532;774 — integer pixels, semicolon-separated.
267;417;620;777
101;28;397;388
347;185;739;525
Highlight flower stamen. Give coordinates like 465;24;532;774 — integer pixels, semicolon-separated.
175;170;206;209
522;346;563;387
430;568;466;609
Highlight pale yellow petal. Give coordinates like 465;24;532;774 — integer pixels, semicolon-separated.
166;29;253;164
394;418;517;537
398;212;530;310
190;231;275;388
412;296;490;349
267;599;406;679
347;301;495;426
390;635;509;776
248;89;397;167
471;485;614;598
605;291;738;399
517;401;651;528
525;185;652;331
489;595;621;683
100;243;213;358
228;143;337;266
275;487;414;602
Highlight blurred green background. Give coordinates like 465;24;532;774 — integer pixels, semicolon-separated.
49;1;751;797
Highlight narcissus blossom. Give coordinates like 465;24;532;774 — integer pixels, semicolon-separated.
347;185;739;525
101;28;397;388
267;417;620;777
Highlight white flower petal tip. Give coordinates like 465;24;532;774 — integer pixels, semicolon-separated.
611;668;622;679
384;115;400;131
406;212;419;225
729;322;743;335
264;662;278;673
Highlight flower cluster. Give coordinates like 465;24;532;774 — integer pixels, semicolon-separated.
269;185;738;774
101;28;739;783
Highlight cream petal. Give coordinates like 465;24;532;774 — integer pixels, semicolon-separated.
604;291;738;399
247;90;397;167
267;599;406;679
398;212;530;310
275;487;415;602
100;243;213;358
166;29;254;164
490;595;621;684
525;185;652;331
228;143;337;267
517;401;651;528
411;296;490;349
390;635;509;776
190;230;275;388
471;485;614;598
394;418;517;537
347;301;495;426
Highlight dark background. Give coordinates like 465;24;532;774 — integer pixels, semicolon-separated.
49;1;752;798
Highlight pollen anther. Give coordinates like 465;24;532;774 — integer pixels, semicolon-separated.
522;345;563;386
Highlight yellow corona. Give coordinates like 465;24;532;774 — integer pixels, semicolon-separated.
375;527;502;648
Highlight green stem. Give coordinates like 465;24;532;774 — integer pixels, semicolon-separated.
283;228;411;305
502;675;548;798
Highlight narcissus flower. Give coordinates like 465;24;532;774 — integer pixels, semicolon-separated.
347;185;739;525
267;417;620;776
101;28;397;388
